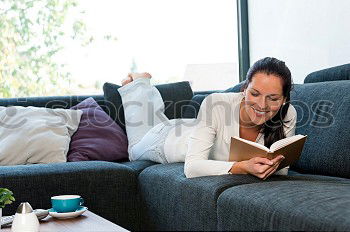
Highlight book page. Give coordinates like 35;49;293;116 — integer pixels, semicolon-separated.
270;134;306;152
233;136;269;152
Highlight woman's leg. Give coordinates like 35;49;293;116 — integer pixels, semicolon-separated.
129;118;196;163
130;121;174;163
118;77;169;160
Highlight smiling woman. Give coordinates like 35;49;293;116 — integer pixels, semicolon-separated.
239;57;293;149
114;57;297;180
239;74;286;132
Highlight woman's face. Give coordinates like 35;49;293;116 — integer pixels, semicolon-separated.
242;72;286;126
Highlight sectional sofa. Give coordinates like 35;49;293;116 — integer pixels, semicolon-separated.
1;64;349;231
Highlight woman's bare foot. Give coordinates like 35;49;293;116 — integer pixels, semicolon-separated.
121;75;133;86
121;72;152;86
130;72;152;80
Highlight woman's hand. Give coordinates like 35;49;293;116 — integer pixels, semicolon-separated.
230;155;285;180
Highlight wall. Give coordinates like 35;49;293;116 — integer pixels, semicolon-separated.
248;0;350;83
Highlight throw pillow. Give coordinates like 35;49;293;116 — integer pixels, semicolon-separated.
67;97;128;162
0;106;83;165
103;81;193;132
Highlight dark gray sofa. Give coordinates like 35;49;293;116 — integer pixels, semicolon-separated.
1;64;350;231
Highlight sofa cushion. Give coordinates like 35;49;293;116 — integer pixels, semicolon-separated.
67;97;128;162
103;81;193;132
217;179;350;231
0;161;141;230
288;170;350;181
304;63;350;83
121;160;156;175
0;106;82;165
290;81;350;178
181;94;208;118
137;163;300;231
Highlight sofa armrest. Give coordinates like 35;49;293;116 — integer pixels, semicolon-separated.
0;161;139;230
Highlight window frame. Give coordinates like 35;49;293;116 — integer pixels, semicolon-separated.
237;0;250;82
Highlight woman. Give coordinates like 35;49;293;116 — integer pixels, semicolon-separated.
118;57;296;179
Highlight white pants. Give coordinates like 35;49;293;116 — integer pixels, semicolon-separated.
118;78;192;163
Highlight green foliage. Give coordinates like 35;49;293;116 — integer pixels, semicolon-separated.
0;0;92;97
0;188;15;208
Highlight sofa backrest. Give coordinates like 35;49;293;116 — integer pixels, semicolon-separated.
0;95;106;110
182;81;245;118
290;80;350;178
0;81;194;134
185;78;350;179
304;63;350;83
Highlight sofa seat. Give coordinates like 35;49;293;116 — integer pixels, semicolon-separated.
288;170;350;181
0;161;140;230
138;163;303;231
217;177;350;231
121;160;157;175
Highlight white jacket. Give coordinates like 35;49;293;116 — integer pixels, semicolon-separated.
184;92;297;178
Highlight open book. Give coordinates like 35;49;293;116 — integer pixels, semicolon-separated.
229;134;307;170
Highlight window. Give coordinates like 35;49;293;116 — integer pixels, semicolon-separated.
0;0;239;97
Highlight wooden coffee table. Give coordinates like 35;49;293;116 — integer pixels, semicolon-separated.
2;210;128;232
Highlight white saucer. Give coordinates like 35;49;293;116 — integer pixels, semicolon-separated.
48;206;87;219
